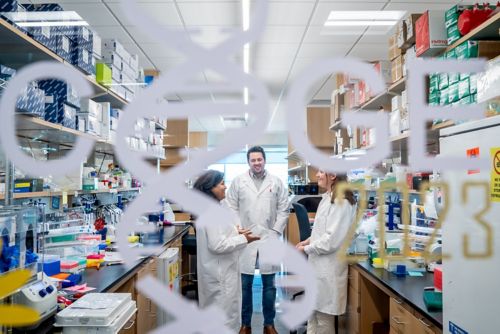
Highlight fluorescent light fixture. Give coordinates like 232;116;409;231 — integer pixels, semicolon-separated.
327;11;405;21
243;87;249;105
105;82;147;87
17;21;88;27
325;20;398;27
242;0;250;31
243;43;250;74
325;10;405;27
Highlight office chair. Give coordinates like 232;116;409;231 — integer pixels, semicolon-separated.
290;203;339;334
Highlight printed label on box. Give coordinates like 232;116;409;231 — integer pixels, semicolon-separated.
83;49;89;64
449;321;469;334
491;148;500;202
42;26;51;39
45;95;54;104
62;36;69;53
83;27;90;41
466;147;480;175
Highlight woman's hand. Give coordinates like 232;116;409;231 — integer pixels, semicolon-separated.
237;226;251;235
296;245;306;253
295;238;310;249
243;232;260;243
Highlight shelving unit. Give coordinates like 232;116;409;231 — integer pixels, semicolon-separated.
0;18;127;108
0;187;141;200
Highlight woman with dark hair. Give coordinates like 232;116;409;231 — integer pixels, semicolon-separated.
296;171;356;334
193;170;259;332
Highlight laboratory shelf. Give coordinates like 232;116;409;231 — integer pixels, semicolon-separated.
0;17;127;108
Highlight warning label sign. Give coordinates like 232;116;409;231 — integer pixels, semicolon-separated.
491;148;500;202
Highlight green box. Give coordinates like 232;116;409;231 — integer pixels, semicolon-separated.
460;72;470;80
429;74;440;93
445;5;459;20
439;72;449;90
448;83;460;104
469;74;477;94
82;184;97;191
440;88;449;106
471;94;477;103
96;63;112;86
429;90;440;106
447;24;461;46
446;50;460;85
460;95;472;105
458;78;470;99
456;41;478;59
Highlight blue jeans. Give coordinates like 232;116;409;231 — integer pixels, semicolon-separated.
241;273;277;327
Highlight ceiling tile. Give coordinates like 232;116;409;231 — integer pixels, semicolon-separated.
177;1;239;26
384;2;459;11
309;1;386;26
105;2;182;27
266;2;315;26
303;25;363;44
297;43;352;58
347;43;389;61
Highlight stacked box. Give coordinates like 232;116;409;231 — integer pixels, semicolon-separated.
0;0;19;11
39;80;80;128
110;108;120;131
391;55;403;83
96;63;112;85
469;74;477;94
438;72;449;90
388;35;402;60
448;83;459;104
77;112;100;136
101;102;111;140
428;90;440;106
404;13;422;45
396;20;406;49
439;87;449;106
447;23;461;46
16;84;45;117
0;64;16;79
55;35;74;62
446;50;459;85
373;60;391;84
416;11;447;57
72;47;95;75
458;78;470;99
429;74;439;93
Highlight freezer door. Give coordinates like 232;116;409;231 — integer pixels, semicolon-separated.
440;123;500;334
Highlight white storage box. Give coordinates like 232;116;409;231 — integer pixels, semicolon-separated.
55;293;136;334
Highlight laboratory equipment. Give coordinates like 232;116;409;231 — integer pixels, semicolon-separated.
12;275;58;323
439;116;500;333
54;293;136;334
157;247;180;327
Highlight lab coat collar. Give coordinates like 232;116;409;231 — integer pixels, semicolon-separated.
242;171;273;195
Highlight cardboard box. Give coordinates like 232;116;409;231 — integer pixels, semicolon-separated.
456;41;500;60
403;45;417;76
389;35;403;60
45;103;77;129
55;35;75;62
400;109;410;132
429;74;439;93
39;79;80;109
447;24;461;46
27;26;55;51
16;85;45;117
469;74;477;94
404;13;422;45
96;63;112;85
102;39;128;60
396;20;406;49
390;109;401;137
401;90;408;111
448;83;459;104
391;95;403;112
71;47;95;75
391;55;403;83
439;87;449;106
458;78;470;99
438;72;449;90
428;90;440;106
373;60;391;84
77;113;101;136
80;99;102;120
416;11;447;57
111;66;121;82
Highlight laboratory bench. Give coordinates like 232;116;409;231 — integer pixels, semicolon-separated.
346;262;443;334
13;224;190;334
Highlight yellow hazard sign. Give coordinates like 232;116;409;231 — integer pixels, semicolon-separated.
491;148;500;202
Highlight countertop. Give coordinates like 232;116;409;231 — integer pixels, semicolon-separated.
356;261;443;328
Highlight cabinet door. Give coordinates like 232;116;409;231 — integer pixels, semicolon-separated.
348;266;359;291
346;286;360;334
119;313;137;334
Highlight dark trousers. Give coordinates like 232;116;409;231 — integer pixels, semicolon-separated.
241;273;277;326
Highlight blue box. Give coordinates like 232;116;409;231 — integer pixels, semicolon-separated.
55;35;74;62
38;79;80;109
0;0;19;12
27;26;56;51
0;64;16;79
72;26;93;51
44;102;77;129
38;259;60;276
24;3;63;12
16;84;45;117
71;46;95;75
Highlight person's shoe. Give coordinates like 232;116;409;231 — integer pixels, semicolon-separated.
239;326;252;334
263;325;278;334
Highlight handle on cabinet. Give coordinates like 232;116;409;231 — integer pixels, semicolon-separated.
123;320;135;330
392;297;403;305
391;316;407;325
418;318;432;327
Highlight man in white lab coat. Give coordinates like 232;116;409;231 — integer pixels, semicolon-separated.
226;146;289;334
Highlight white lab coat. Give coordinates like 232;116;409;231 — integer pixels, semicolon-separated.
304;193;355;315
196;200;248;332
226;171;289;274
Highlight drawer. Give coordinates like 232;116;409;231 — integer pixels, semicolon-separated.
390;297;411;334
409;312;438;334
347;286;359;333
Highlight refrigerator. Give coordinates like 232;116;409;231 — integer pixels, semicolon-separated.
157;247;180;327
439;115;500;333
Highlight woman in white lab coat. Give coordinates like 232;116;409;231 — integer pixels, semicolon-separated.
296;172;356;334
193;170;259;332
